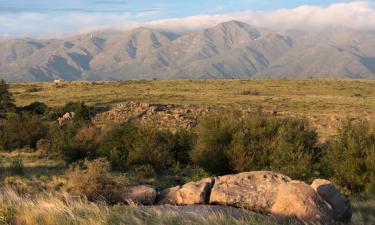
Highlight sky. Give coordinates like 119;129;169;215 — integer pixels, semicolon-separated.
0;0;374;38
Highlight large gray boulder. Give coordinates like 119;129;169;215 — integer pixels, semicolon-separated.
209;171;291;212
311;179;352;223
157;178;212;205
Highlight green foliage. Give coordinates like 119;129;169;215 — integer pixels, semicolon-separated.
98;123;140;171
0;203;16;225
62;126;101;163
44;101;91;122
191;112;320;179
0;113;46;150
325;121;375;193
99;123;193;172
0;80;15;117
63;101;91;121
190;112;237;175
21;102;48;115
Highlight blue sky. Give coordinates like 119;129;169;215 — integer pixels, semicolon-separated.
0;0;374;38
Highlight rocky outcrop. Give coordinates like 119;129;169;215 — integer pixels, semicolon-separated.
92;101;213;131
271;181;334;224
157;178;212;205
311;179;352;223
121;171;352;225
123;185;157;205
209;171;291;212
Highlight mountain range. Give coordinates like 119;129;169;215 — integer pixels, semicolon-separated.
1;20;375;82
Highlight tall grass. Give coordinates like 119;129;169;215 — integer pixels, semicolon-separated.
1;187;374;225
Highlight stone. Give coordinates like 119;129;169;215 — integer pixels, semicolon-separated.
209;171;291;212
271;181;334;224
124;185;157;205
157;178;212;205
311;179;352;223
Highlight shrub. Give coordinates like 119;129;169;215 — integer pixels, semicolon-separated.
64;159;127;203
171;129;194;166
325;121;375;193
99;123;193;173
10;158;24;175
268;119;319;180
63;101;91;121
191;111;320;179
25;86;42;93
128;124;176;171
21;102;48;115
0;80;15;117
0;113;46;150
62;125;101;163
98;123;140;171
190;112;237;175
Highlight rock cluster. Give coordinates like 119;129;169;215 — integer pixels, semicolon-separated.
127;171;352;225
93;101;214;131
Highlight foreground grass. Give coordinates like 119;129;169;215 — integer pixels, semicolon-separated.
10;79;375;139
0;187;374;225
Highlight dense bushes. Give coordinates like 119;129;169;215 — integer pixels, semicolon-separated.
99;123;193;172
0;113;46;150
325;121;375;194
191;112;320;180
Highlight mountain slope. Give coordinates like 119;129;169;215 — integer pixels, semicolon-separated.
0;21;374;81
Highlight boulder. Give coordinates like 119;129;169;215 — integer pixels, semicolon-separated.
271;181;334;224
311;179;352;223
124;185;157;205
209;171;291;212
157;178;212;205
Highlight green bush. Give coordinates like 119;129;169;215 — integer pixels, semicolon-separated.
98;123;140;171
0;113;46;150
62;125;101;163
20;102;48;115
325;121;375;193
99;123;193;172
190;112;237;175
191;112;320;179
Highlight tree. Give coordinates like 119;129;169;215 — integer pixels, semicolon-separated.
0;80;15;117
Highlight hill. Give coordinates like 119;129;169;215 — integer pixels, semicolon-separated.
1;21;375;81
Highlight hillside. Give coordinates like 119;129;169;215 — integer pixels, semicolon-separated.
1;21;375;81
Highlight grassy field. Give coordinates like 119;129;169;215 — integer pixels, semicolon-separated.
10;79;375;139
0;152;374;225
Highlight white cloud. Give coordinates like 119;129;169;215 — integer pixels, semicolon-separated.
143;1;375;32
0;1;374;38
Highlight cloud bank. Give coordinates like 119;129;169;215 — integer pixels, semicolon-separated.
1;1;374;38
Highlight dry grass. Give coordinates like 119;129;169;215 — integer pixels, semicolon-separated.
0;187;374;225
10;79;375;139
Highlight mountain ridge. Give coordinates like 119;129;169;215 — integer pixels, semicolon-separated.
0;20;374;82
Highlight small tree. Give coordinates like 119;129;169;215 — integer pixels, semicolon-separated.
0;80;15;117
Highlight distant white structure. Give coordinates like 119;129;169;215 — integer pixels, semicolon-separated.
53;79;64;83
